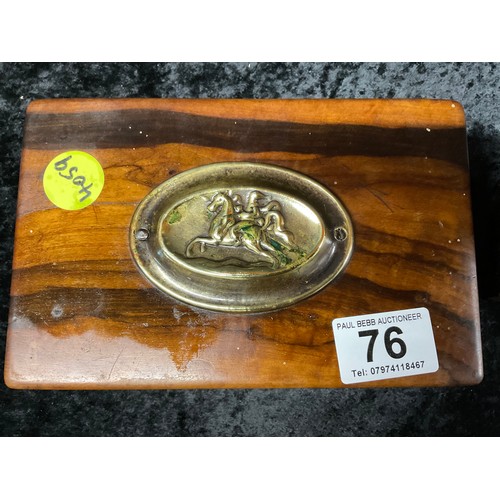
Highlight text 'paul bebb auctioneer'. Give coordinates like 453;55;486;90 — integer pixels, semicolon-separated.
332;307;439;384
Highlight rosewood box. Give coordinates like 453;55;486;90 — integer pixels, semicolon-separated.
5;99;482;389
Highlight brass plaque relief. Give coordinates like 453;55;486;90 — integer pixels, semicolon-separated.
130;163;353;312
185;190;297;272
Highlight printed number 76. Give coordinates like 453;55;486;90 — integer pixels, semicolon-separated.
358;327;407;362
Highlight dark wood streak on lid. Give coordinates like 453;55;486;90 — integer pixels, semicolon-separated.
24;109;468;167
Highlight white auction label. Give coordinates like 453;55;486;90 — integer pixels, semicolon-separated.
332;307;439;384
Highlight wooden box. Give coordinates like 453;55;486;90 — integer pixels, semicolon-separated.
4;99;482;389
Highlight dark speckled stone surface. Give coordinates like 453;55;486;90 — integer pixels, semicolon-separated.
1;63;499;436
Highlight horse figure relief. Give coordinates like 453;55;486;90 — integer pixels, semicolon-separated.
185;190;296;269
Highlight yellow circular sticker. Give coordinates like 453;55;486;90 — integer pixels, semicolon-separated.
43;151;105;210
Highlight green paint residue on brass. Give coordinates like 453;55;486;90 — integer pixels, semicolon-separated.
241;225;257;241
289;247;307;259
168;210;182;224
269;238;292;265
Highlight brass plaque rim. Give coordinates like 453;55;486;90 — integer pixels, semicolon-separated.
129;162;353;313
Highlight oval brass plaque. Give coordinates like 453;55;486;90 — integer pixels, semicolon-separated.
129;162;353;312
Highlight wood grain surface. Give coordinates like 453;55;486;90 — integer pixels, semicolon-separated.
5;98;482;389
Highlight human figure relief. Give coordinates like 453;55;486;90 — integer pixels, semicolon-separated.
185;190;295;269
